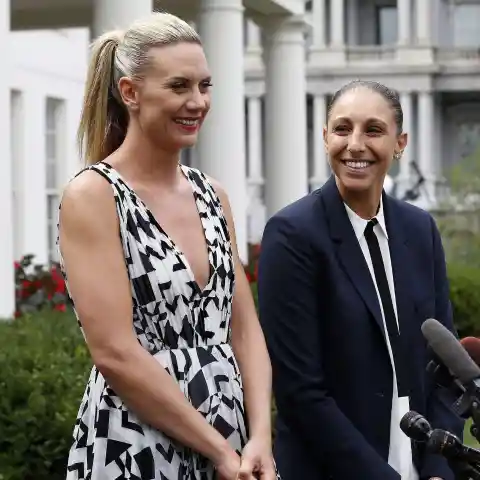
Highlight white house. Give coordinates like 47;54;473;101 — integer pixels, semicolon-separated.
9;28;88;266
1;0;480;318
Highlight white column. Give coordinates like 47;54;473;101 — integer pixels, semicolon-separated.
263;15;308;217
311;94;329;190
418;91;436;205
245;19;262;70
18;92;48;265
93;0;153;37
196;0;248;262
246;20;261;52
433;97;442;179
397;0;411;45
312;0;326;48
247;95;266;244
0;0;14;318
247;96;263;184
330;0;345;47
398;92;413;197
416;0;432;45
432;97;446;201
347;0;359;45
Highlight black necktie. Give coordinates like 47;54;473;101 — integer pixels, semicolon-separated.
364;218;409;397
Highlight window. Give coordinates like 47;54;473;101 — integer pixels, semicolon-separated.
453;3;480;47
45;98;64;263
376;5;398;45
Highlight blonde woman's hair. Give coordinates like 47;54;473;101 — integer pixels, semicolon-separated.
78;12;201;165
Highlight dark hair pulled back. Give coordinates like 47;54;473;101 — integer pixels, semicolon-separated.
327;80;403;135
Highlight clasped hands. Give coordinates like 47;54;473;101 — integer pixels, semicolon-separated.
215;436;277;480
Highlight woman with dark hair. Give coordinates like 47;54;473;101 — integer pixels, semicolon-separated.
258;80;463;480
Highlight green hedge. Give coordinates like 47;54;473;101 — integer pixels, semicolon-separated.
448;263;480;338
1;262;480;478
0;310;90;480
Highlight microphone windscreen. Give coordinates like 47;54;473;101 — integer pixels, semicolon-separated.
400;411;431;442
427;429;451;455
421;318;480;384
461;337;480;367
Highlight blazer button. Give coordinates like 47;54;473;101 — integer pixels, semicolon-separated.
375;392;385;398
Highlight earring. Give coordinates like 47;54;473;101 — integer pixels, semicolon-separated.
394;151;403;161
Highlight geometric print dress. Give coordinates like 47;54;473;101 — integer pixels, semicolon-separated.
59;161;249;479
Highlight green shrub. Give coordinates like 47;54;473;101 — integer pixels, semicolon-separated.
448;263;480;338
0;310;91;480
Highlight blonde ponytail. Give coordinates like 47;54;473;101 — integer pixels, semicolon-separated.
77;30;127;165
77;13;201;165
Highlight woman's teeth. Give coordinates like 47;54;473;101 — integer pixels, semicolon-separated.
175;119;198;126
345;161;370;169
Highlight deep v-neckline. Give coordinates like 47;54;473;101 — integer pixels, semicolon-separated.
99;161;214;295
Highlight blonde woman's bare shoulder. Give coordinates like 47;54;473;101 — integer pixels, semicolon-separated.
60;168;118;234
62;168;113;204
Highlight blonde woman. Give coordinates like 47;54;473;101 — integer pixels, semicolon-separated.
58;12;277;480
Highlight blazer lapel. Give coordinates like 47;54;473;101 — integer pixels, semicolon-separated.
320;177;385;338
383;193;415;338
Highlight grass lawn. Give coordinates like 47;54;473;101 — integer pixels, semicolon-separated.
464;419;480;447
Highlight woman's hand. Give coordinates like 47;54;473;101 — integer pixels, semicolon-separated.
238;436;277;480
215;448;241;480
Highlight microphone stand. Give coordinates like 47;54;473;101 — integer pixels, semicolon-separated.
448;458;480;480
453;386;480;444
444;388;480;478
401;160;426;202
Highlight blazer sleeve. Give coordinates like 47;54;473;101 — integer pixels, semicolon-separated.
419;216;465;480
258;214;400;479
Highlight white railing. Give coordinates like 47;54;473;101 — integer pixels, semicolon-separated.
346;45;397;62
435;47;480;65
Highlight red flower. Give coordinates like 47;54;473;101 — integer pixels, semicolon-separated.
245;269;257;283
14;255;69;316
51;267;66;294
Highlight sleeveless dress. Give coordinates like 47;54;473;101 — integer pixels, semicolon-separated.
59;161;249;479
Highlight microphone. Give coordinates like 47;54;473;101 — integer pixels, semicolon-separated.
400;410;432;442
462;337;480;367
401;411;480;479
426;350;466;397
421;319;480;386
422;319;480;442
426;337;480;396
428;428;480;464
426;337;480;397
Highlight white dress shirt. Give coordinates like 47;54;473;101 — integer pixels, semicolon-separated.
344;198;418;480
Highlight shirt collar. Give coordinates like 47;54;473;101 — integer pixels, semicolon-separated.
344;196;389;240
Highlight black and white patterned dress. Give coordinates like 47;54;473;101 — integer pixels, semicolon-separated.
60;161;248;479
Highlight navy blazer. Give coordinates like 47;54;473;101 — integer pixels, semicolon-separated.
258;176;464;480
